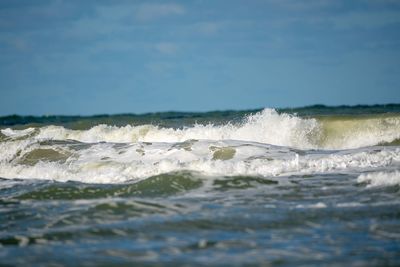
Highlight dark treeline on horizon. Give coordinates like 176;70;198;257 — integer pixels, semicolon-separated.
1;104;400;127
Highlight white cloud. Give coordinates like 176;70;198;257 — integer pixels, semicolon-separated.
90;40;141;54
145;61;176;75
265;0;338;10
96;4;134;21
330;10;400;30
66;17;120;37
135;3;185;21
195;22;221;35
154;42;179;55
29;0;75;19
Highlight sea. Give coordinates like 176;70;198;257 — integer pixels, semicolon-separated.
0;105;400;266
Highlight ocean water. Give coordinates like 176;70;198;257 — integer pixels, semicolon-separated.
1;105;400;266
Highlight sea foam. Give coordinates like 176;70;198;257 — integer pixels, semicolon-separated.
0;138;399;183
2;109;399;149
357;171;400;187
1;108;400;184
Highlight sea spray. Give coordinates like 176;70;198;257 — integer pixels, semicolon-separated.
2;108;400;149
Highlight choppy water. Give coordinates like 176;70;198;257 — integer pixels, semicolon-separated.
1;105;400;266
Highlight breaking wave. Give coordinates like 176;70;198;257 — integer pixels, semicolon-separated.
2;109;399;150
1;108;399;184
357;171;400;187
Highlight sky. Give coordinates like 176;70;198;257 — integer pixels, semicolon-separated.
0;0;399;115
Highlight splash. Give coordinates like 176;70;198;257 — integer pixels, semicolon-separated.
357;171;400;187
2;109;399;149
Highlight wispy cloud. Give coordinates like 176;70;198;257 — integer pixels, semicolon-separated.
145;61;176;77
330;10;400;30
195;22;221;36
27;0;75;19
135;3;185;21
96;4;135;21
264;0;339;11
0;36;28;51
154;42;179;55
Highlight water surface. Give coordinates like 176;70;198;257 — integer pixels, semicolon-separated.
1;105;400;266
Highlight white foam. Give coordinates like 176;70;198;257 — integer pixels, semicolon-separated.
296;202;327;209
29;109;318;148
0;138;399;184
2;108;399;150
0;138;38;163
0;127;35;138
1;109;400;183
357;171;400;187
336;202;362;208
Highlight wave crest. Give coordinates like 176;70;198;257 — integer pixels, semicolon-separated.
1;108;400;150
357;171;400;187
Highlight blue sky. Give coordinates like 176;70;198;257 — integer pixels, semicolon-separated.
0;0;399;115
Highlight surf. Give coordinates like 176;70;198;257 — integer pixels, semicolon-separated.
2;108;400;149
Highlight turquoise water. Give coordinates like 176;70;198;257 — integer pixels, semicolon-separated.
1;105;400;266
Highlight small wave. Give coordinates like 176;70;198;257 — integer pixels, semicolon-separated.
379;138;400;146
357;171;400;187
318;115;400;149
